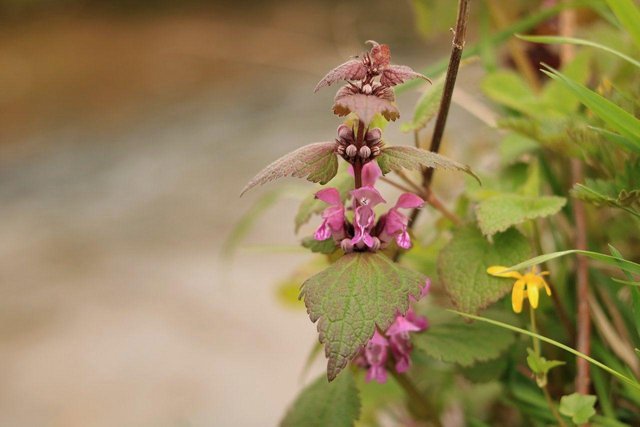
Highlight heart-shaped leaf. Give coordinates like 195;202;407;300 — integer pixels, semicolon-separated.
301;252;426;380
333;93;400;125
438;226;531;314
241;142;338;196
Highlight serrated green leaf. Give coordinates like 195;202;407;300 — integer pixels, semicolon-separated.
376;145;479;183
541;66;640;144
302;236;338;254
301;252;426;380
295;174;353;233
476;194;567;236
241;141;339;196
438;226;532;314
401;77;445;132
559;393;597;425
414;317;515;366
280;371;361;427
459;356;508;383
499;133;539;165
605;0;640;48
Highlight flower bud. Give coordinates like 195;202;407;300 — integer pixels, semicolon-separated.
370;237;381;251
337;124;353;141
365;128;382;143
346;144;358;157
372;146;381;156
359;146;371;159
362;84;373;94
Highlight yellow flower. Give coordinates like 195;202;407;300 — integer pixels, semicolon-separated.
487;266;551;313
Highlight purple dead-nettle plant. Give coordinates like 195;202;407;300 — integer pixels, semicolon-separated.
242;41;476;381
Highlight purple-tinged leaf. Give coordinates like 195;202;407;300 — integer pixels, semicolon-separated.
314;59;367;93
376;145;479;183
300;252;425;381
380;65;431;87
333;93;399;125
367;40;391;67
241;142;338;196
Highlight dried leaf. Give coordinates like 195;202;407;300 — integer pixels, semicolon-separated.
380;65;431;87
314;59;367;93
241;142;338;196
333;93;399;125
376;145;479;183
367;40;391;67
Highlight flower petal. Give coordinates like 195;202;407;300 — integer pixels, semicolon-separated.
487;266;523;279
351;186;386;206
512;279;526;313
315;187;341;205
395;193;424;209
528;282;540;309
362;161;382;187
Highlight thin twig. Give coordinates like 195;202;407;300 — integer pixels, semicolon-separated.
426;190;463;226
422;0;471;189
394;169;425;195
559;5;591;395
380;177;423;196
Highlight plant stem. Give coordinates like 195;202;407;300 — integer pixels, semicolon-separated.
426;190;463;226
542;385;568;427
353;121;366;191
398;0;470;249
422;0;471;189
559;4;592;395
529;304;541;356
388;368;440;425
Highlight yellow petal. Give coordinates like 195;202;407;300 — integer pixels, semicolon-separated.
541;277;552;296
512;279;525;313
488;266;523;279
528;282;540;309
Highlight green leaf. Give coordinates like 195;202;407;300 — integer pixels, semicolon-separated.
295;174;353;233
605;0;640;48
438;226;532;314
302;237;338;254
540;50;591;115
414;316;515;366
481;70;539;116
505;249;640;276
517;34;640;69
476;194;567;236
541;67;640;144
376;145;479;183
280;371;361;427
499;133;539;165
559;393;597;425
526;348;565;387
452;310;640;390
241;141;339;196
301;252;426;380
401;77;445;132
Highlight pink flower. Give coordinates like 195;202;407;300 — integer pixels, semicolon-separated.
364;331;389;383
314;188;345;241
355;279;430;379
348;161;382;187
380;193;424;249
350;186;386;248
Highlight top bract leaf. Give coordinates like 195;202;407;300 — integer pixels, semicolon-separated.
314;59;368;93
301;252;426;381
241;142;338;196
381;65;431;87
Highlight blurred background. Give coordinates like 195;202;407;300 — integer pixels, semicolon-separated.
0;0;493;425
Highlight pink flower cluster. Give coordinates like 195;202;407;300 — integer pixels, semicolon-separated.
356;279;430;383
314;162;424;252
